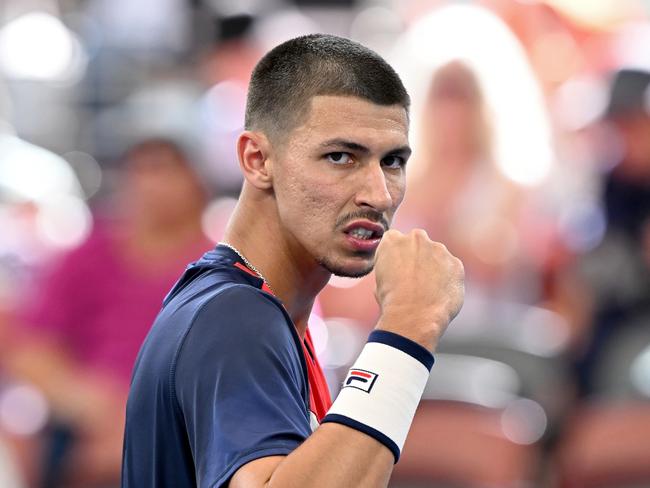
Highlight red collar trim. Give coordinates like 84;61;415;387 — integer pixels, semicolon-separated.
233;261;273;294
233;261;332;417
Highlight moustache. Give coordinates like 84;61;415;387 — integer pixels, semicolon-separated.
336;210;389;231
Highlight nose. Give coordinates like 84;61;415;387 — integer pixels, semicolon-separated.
354;162;394;213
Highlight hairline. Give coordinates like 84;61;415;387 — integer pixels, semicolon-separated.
252;93;410;147
245;34;410;146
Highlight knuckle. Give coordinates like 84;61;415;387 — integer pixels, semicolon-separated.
379;231;395;245
384;229;401;240
410;228;428;240
431;241;448;253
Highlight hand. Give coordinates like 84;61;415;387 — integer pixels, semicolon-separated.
374;229;464;352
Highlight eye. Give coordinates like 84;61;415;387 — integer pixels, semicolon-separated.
381;155;406;169
326;152;353;165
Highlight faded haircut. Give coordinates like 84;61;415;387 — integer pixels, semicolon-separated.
245;33;410;141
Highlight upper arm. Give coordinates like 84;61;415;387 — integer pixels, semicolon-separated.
175;286;311;488
228;455;285;488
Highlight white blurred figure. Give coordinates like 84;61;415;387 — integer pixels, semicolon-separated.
392;4;557;309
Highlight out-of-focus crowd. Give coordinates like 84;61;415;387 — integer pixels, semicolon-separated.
0;0;649;487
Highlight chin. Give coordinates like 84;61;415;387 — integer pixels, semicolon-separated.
317;255;374;278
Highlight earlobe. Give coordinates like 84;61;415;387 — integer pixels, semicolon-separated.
237;131;274;190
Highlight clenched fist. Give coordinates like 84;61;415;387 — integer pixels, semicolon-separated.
374;229;464;352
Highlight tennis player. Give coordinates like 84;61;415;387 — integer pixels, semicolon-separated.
122;33;464;488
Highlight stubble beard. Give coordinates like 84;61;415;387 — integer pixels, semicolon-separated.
318;209;388;277
316;253;375;278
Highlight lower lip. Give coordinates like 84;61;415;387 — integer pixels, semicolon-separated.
344;233;381;252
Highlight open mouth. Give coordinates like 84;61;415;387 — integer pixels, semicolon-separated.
347;227;380;240
343;221;385;241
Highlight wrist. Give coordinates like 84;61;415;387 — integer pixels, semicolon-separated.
376;311;446;353
322;330;434;462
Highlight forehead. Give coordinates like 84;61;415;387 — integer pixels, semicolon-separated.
288;95;409;149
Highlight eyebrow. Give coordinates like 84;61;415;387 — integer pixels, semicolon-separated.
319;138;412;159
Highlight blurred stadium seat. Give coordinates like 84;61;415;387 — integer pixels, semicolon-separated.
391;401;539;488
556;312;650;488
390;302;572;487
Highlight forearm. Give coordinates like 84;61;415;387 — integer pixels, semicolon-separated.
232;329;434;488
231;423;393;488
272;423;394;487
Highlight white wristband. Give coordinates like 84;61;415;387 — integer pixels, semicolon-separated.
321;330;434;462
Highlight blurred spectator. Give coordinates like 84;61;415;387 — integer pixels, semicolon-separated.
397;60;535;300
2;138;211;487
569;68;650;396
551;68;650;488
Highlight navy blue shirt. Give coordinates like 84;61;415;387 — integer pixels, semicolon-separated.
122;246;313;488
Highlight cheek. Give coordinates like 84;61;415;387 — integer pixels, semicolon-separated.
388;174;406;210
277;172;342;230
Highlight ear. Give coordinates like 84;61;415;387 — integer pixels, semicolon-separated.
237;131;274;190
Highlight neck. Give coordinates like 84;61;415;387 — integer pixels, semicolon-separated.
223;184;331;337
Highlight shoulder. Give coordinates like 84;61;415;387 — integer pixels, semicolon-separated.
173;284;308;406
196;284;287;333
178;284;298;366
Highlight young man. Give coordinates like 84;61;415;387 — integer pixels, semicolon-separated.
122;34;464;488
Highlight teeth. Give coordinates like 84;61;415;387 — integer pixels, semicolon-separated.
350;228;374;240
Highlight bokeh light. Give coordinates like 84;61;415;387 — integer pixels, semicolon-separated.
0;11;87;82
0;134;81;202
500;398;548;445
0;383;49;437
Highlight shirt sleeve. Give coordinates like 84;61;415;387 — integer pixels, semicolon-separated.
174;285;312;488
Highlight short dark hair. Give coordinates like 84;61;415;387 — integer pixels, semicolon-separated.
245;34;410;139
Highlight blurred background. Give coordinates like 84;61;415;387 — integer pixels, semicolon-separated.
1;0;650;487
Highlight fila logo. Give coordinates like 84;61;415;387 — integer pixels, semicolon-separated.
343;369;378;393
